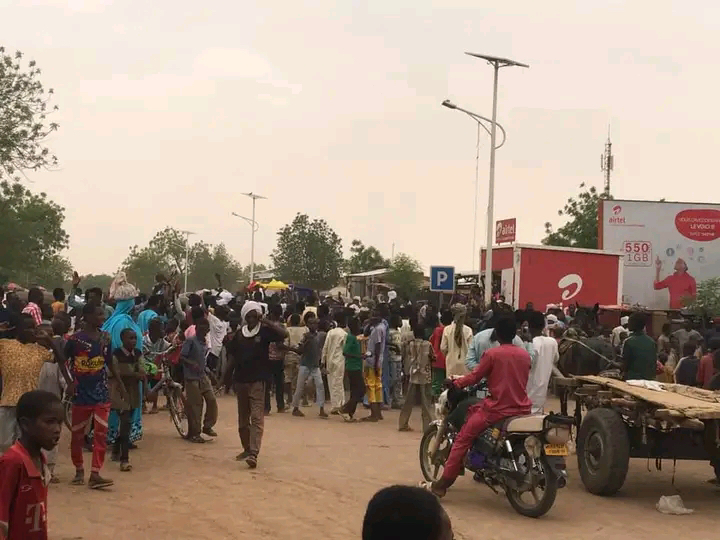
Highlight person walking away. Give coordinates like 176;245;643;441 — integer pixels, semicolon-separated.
398;326;434;432
180;318;218;444
0;390;64;540
362;485;454;540
440;304;473;378
225;301;288;468
674;343;700;386
109;329;145;471
621;313;658;381
284;314;307;406
387;314;404;409
0;315;64;455
424;315;532;498
317;318;331;403
671;320;702;363
290;317;328;419
51;288;66;316
322;312;348;414
65;303;116;488
340;318;365;422
362;310;386;422
429;311;450;398
527;310;560;414
265;304;287;414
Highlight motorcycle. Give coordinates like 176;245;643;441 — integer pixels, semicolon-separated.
419;384;573;518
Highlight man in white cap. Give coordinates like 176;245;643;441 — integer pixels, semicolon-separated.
611;316;629;348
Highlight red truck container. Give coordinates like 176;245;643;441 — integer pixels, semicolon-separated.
480;244;623;310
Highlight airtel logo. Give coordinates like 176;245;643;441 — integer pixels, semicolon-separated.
558;273;583;301
612;205;622;215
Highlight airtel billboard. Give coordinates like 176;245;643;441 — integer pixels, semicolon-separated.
496;218;516;244
599;199;720;309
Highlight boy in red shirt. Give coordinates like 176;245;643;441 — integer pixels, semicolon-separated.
0;390;64;539
427;315;532;498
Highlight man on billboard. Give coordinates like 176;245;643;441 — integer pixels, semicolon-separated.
653;256;697;310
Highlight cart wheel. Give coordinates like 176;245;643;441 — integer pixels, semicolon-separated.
577;408;629;496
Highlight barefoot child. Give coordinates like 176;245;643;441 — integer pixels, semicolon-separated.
0;390;64;540
109;329;145;471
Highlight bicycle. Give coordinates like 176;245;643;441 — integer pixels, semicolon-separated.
145;346;189;439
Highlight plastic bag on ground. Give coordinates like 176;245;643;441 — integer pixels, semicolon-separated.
656;495;694;515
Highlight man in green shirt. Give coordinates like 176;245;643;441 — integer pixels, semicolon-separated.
621;313;658;381
340;318;365;421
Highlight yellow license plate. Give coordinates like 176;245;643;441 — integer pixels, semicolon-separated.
544;444;568;456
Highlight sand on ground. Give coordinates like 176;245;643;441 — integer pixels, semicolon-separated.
49;396;720;539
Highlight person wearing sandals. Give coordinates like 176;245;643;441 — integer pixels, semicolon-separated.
180;318;218;444
109;328;145;472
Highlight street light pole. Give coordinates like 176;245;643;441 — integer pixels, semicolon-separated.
237;192;266;283
465;53;528;307
442;99;507;296
179;230;195;293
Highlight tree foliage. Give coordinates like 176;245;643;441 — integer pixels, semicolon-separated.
685;277;720;318
387;253;424;300
122;227;242;292
0;47;59;181
543;183;611;249
0;181;69;285
77;273;114;292
271;213;343;291
346;239;390;274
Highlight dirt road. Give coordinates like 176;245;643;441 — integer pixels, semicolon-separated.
49;396;720;539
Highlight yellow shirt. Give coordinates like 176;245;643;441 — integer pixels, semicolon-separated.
51;301;65;315
0;340;52;406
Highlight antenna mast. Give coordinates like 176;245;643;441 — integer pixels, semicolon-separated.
600;126;614;196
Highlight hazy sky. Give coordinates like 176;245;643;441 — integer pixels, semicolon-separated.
4;1;720;276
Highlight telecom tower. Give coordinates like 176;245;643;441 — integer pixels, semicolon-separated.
600;127;614;195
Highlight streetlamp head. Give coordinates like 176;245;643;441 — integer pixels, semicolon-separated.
442;99;457;109
465;52;529;69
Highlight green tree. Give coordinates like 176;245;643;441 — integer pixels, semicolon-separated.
189;243;242;291
271;213;343;291
27;254;72;290
76;273;114;292
238;263;268;286
387;253;424;300
685;277;720;318
122;227;243;293
543;183;611;249
0;181;69;284
0;47;59;181
346;239;390;273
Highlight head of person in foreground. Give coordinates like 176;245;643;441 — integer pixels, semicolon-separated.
362;485;453;540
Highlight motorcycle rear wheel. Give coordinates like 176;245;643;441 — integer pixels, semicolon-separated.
419;424;451;482
505;454;558;518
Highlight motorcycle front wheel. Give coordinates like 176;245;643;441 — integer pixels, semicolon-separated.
505;454;558;518
419;424;451;482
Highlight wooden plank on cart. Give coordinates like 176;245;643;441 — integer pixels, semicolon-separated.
575;375;720;420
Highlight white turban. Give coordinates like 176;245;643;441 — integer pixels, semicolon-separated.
241;301;262;321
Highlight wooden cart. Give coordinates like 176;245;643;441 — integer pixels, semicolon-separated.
555;375;720;495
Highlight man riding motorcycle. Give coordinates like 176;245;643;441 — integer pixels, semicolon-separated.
425;314;532;498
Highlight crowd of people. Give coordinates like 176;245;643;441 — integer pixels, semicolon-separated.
3;269;720;537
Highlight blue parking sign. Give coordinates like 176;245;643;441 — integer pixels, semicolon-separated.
430;266;455;292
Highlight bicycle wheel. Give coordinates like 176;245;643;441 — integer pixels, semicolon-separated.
168;387;189;439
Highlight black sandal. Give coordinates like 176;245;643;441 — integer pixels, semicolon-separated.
188;435;206;444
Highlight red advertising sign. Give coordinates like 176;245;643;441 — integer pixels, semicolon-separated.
674;209;720;242
495;218;516;244
517;247;620;309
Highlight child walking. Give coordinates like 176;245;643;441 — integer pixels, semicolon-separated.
290;317;328;419
0;390;64;539
109;328;145;471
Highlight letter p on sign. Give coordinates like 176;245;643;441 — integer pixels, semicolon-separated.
430;266;455;292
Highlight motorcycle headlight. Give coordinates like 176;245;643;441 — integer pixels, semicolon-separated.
524;435;542;459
